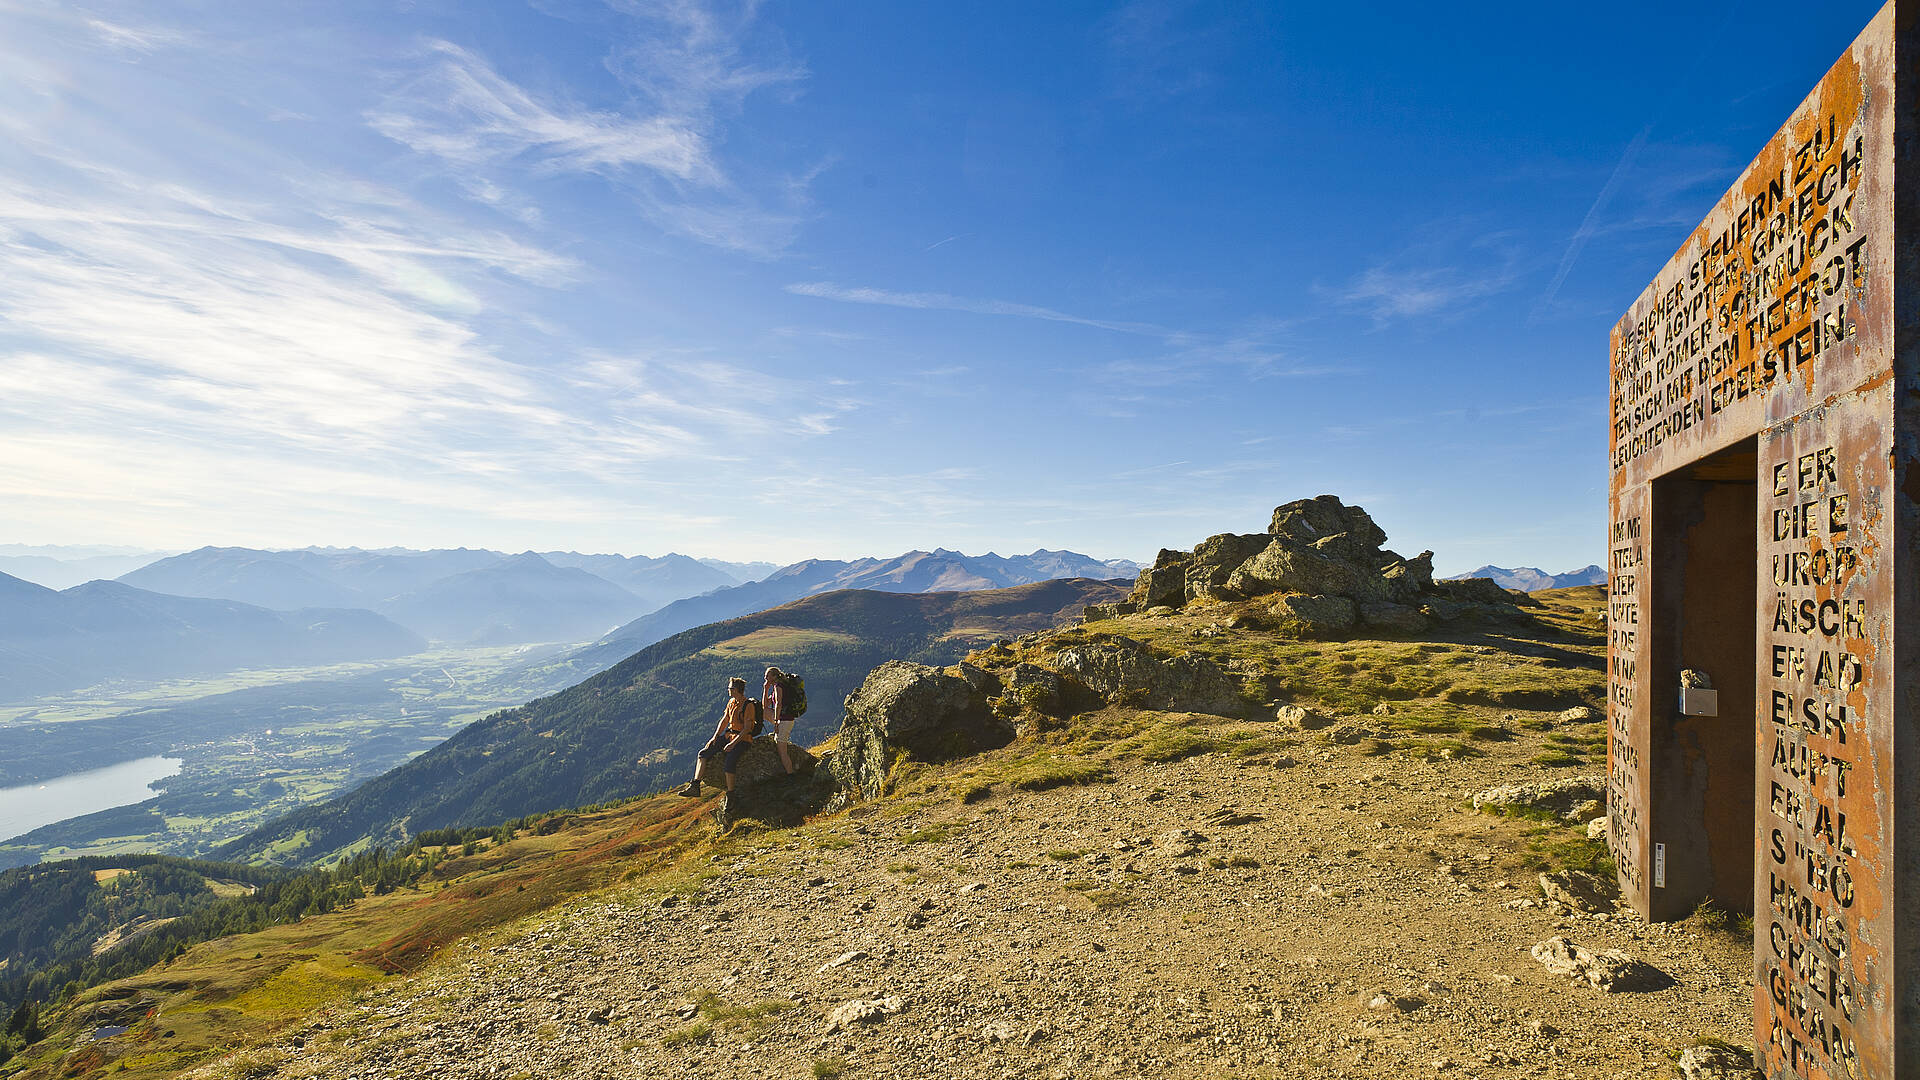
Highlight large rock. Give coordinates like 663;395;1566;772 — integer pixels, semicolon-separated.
1269;495;1387;548
1000;662;1078;717
830;661;1009;801
696;739;834;828
1227;541;1369;599
1678;1044;1761;1080
1183;533;1271;601
1129;550;1191;609
1530;936;1663;992
1433;576;1517;606
1471;776;1606;818
1537;869;1618;913
1050;636;1247;716
1360;601;1429;636
1378;552;1435;603
1266;593;1357;638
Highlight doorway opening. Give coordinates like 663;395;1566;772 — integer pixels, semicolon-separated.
1648;436;1758;921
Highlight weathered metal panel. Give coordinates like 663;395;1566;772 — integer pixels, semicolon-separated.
1607;4;1904;1077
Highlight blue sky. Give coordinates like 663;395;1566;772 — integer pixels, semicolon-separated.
0;0;1888;570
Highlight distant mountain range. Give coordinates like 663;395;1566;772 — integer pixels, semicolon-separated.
571;548;1140;672
0;544;1138;697
0;572;423;702
380;553;643;646
214;578;1128;865
0;550;174;591
1445;565;1605;591
92;545;1136;656
115;547;751;648
694;557;779;583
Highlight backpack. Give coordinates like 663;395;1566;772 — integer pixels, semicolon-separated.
746;697;765;738
777;672;808;718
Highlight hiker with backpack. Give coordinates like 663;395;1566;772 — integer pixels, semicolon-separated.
762;666;805;775
679;676;760;796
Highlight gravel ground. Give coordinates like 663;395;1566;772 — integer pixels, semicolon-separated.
232;718;1756;1080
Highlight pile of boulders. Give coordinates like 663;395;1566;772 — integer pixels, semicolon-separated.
1094;496;1523;638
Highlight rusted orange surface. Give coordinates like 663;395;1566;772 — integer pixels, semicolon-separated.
1606;5;1905;1078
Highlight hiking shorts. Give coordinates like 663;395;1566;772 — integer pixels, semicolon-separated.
771;718;795;746
701;734;750;773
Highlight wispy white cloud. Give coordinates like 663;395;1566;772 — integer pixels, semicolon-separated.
368;2;811;255
368;40;719;181
786;281;1169;336
1335;263;1511;321
85;16;194;54
0;4;846;551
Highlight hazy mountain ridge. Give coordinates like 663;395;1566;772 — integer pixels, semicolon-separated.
575;548;1139;672
1445;564;1605;591
0;552;173;591
380;553;643;646
0;572;425;702
213;578;1128;865
114;546;734;647
537;551;738;610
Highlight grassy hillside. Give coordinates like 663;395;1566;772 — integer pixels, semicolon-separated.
212;578;1127;866
1;796;723;1080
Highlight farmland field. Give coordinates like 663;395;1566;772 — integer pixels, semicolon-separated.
0;644;586;868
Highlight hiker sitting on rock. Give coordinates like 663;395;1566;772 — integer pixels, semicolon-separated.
763;666;797;776
680;677;757;796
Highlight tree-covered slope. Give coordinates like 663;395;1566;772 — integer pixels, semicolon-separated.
214;578;1126;865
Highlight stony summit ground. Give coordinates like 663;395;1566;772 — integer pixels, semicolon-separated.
179;586;1758;1080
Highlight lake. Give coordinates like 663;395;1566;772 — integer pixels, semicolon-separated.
0;756;183;842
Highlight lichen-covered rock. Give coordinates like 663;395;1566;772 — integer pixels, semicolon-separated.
1001;662;1077;717
1183;533;1271;601
1130;550;1191;609
1360;601;1429;636
1269;495;1387;548
830;661;1009;802
1082;602;1135;622
1266;593;1357;638
1227;541;1368;599
1378;552;1434;604
1050;636;1247;716
1120;495;1525;632
1434;576;1517;606
1471;776;1607;817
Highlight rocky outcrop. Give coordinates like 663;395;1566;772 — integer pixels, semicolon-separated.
1049;636;1247;716
1129;550;1192;610
830;661;1012;802
1123;496;1522;637
692;739;835;828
